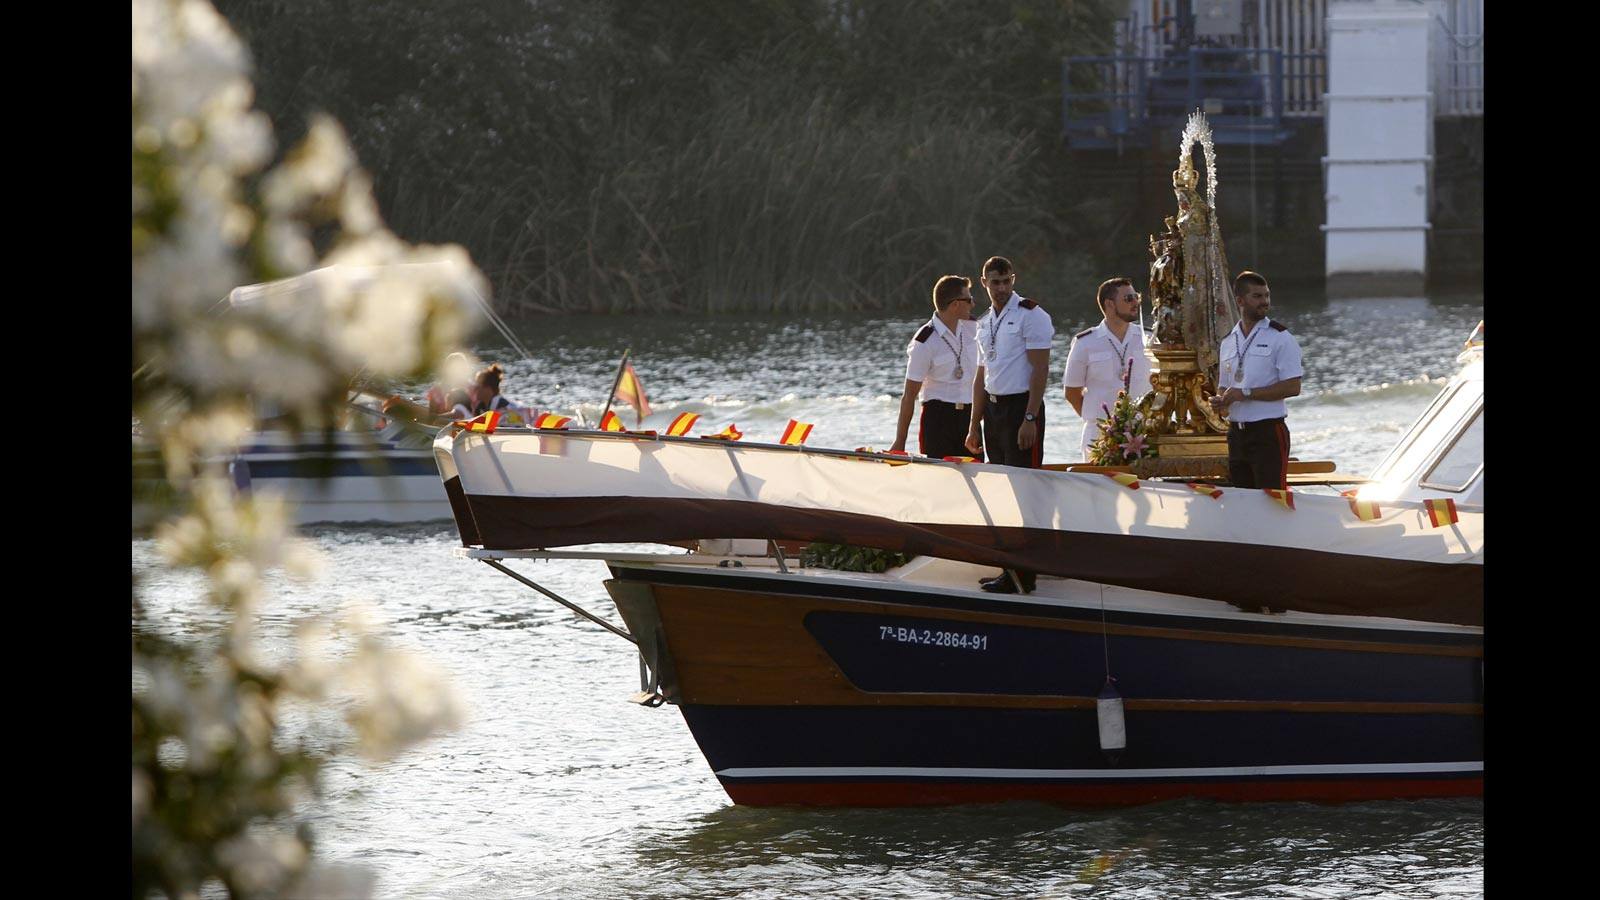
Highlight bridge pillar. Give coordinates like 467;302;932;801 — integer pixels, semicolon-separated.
1322;0;1436;297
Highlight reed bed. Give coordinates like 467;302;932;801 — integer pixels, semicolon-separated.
222;0;1120;315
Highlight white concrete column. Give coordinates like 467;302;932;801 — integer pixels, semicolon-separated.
1322;0;1436;296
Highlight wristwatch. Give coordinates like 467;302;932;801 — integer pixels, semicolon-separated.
1241;387;1253;398
1024;412;1037;422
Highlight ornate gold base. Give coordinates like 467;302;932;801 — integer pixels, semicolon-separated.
1149;433;1228;459
1128;455;1230;478
1143;345;1228;439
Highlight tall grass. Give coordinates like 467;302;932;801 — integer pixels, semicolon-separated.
223;0;1119;315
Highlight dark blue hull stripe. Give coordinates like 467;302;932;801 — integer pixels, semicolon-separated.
804;610;1479;704
239;458;440;478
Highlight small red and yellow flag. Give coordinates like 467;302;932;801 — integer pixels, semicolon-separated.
779;419;814;446
613;361;652;426
1187;482;1223;500
666;412;700;436
458;410;502;434
702;423;744;441
1104;471;1139;490
1264;488;1295;510
533;412;572;430
1349;498;1383;521
943;455;979;463
598;410;626;432
1424;498;1459;528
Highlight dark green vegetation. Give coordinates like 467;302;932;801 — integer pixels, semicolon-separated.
219;0;1122;314
802;542;911;573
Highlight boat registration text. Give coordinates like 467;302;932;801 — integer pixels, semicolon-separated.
878;625;990;651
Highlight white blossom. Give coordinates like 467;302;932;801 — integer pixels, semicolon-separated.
133;1;482;893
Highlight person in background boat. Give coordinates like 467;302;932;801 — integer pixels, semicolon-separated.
966;255;1054;594
472;363;538;426
1062;277;1153;461
1207;271;1303;489
426;351;475;419
447;387;476;420
890;275;981;460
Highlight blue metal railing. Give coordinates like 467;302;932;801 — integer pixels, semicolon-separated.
1062;47;1325;149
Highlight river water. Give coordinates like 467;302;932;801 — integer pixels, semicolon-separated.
133;291;1484;898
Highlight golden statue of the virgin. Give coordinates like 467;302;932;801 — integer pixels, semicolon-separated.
1138;112;1239;461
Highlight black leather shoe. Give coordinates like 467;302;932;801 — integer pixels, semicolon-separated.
978;574;1007;589
981;576;1019;594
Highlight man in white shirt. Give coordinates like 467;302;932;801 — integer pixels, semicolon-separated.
965;255;1054;594
1062;277;1152;461
1208;271;1304;489
891;275;980;459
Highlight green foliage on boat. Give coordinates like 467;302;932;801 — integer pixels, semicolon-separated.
801;542;910;573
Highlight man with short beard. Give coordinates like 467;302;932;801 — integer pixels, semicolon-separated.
1208;271;1304;489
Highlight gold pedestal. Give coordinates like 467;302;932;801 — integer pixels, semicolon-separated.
1144;346;1228;461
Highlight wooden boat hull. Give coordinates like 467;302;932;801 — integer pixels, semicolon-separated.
605;564;1483;807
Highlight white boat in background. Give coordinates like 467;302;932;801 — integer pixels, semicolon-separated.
432;324;1484;807
134;260;533;528
229;413;450;525
134;406;451;527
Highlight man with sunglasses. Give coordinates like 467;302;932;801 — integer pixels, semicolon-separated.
1062;277;1152;461
891;275;980;460
966;255;1053;594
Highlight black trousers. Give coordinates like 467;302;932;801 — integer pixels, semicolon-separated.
982;392;1045;469
919;400;980;460
1227;418;1290;489
981;391;1042;590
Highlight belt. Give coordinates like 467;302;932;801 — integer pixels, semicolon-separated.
986;391;1028;403
1231;417;1285;430
923;399;967;410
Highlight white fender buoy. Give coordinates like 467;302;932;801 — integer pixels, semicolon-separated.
1097;677;1126;755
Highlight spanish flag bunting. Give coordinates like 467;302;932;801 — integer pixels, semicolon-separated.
1349;498;1382;521
598;410;625;432
943;455;979;463
1104;471;1139;490
1187;482;1223;500
666;412;700;436
702;423;744;441
613;361;652;426
1264;488;1295;510
533;412;572;430
1424;497;1459;528
458;410;502;434
779;419;814;446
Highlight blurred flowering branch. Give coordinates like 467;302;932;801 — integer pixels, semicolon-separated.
132;0;481;895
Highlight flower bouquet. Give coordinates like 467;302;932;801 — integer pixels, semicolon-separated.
1088;360;1157;466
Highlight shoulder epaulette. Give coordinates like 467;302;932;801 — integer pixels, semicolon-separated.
1269;320;1289;332
914;324;934;342
1075;327;1094;338
1019;297;1038;310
